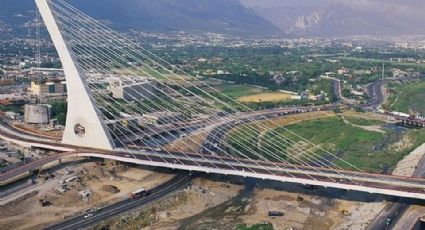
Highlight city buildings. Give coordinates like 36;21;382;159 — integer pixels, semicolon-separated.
30;79;67;95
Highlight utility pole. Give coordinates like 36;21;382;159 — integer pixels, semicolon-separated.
36;8;42;104
381;62;384;80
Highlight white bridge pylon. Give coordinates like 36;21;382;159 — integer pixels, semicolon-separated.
17;0;425;201
35;0;115;150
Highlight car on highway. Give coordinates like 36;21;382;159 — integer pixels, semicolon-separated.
84;213;94;219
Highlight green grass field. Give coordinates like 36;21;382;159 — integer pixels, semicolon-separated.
385;80;425;115
225;116;425;173
216;84;266;98
345;116;385;126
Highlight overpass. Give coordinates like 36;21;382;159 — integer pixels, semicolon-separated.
20;0;425;202
2;124;425;200
395;116;425;128
4;148;425;200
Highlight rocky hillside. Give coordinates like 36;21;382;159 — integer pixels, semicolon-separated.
241;0;425;37
0;0;280;36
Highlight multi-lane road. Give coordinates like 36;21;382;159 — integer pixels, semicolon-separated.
44;173;192;230
364;80;388;110
3;108;425;201
2;83;425;229
368;153;425;230
201;106;337;154
4;142;425;202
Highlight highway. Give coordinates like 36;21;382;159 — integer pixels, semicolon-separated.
368;154;425;230
44;173;192;230
5;146;425;200
0;153;72;185
1;106;324;183
115;121;208;145
201;106;336;154
330;78;357;105
4;117;425;200
364;79;388;110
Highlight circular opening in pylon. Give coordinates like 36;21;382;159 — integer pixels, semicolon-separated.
74;123;86;137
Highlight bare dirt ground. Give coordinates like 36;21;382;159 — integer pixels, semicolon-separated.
92;175;388;230
150;178;244;229
93;177;244;230
240;184;387;230
343;110;391;122
0;162;173;230
12;123;63;140
340;114;386;134
392;143;425;176
91;137;425;230
331;198;387;230
165;125;214;152
242;188;340;230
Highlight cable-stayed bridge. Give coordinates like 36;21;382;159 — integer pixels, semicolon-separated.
29;0;425;200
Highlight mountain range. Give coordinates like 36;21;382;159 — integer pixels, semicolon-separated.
240;0;425;37
0;0;424;37
0;0;279;36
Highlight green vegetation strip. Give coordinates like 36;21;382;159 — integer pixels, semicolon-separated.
238;223;274;230
345;116;385;126
384;80;425;115
226;116;425;173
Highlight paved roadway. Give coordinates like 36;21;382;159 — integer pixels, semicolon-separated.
5;146;425;200
368;156;425;230
4;118;425;200
201;106;336;154
115;121;208;145
363;80;388;111
330;78;358;105
362;77;419;111
365;78;425;229
44;173;192;230
0;153;71;185
391;205;425;230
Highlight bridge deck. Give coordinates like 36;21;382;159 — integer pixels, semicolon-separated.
2;122;425;200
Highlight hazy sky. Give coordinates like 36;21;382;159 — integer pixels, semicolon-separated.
239;0;327;7
240;0;425;8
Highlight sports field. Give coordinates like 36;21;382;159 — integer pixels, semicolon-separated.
238;92;293;103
